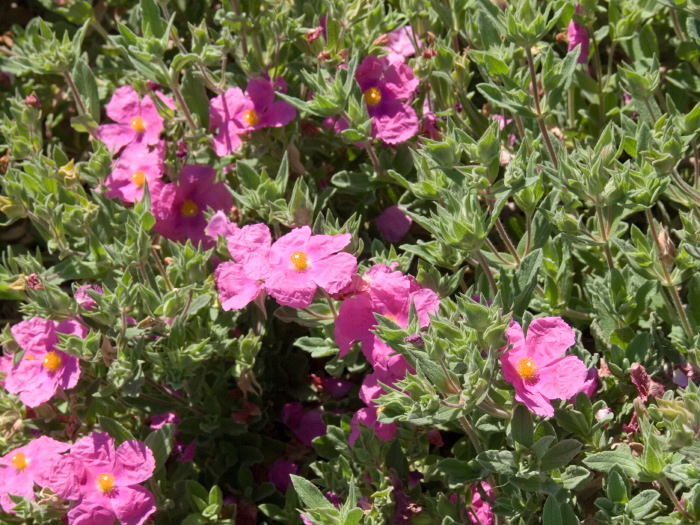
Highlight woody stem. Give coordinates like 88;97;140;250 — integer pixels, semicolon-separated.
524;47;559;170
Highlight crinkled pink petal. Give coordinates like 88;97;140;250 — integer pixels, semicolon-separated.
212;121;244;156
256;100;297;128
306;233;351;259
10;317;57;355
247;78;275;111
179;164;216;190
138;95;165;146
349;407;396;446
67;497;118;525
0;469;33;513
46;455;85;500
310;252;357;294
515;386;555;418
264;269;317;308
536;355;588;400
371;100;419;144
568;5;589;65
268;227;312;265
355;55;385;92
382;62;419;100
209;87;249;130
205;211;237;240
503;320;526;355
56;318;88;339
5;359;55;407
215;262;263;310
105;86;141;125
95;124;138;154
104;141;164;203
375;205;412;243
114;440;155;486
410;288;440;326
227;223;272;265
334;293;376;356
197;181;233;219
359;371;384;405
154;90;177;111
386;26;420;59
524;317;576;361
110;485;156;525
70;432;116;470
56;352;81;391
469;482;494;525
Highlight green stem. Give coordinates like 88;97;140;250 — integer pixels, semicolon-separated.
474;250;498;295
660;478;695;522
170;75;198;133
458;416;483;454
513;113;532;155
525;212;532;256
485;238;516;266
495;218;521;264
525;47;559;169
595;205;614;270
63;70;88;117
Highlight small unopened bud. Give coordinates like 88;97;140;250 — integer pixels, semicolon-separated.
421;48;437;59
404;334;424;347
338;49;348;62
176;139;188;159
657;227;677;265
0;150;10;173
58;159;78;184
26;273;43;290
229;205;241;223
317;50;331;61
595;407;612;422
306;26;323;44
372;34;390;47
146;80;162;91
24;93;40;108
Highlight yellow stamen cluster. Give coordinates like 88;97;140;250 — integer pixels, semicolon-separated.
516;357;538;381
180;200;199;217
364;87;382;106
42;351;61;372
10;452;27;471
243;109;259;126
376;406;386;416
96;473;116;494
130;117;146;133
290;251;309;271
131;171;146;187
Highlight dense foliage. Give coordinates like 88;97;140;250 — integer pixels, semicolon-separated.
1;0;700;523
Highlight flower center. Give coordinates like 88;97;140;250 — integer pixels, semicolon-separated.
376;406;386;416
130;117;146;133
180;200;199;217
10;452;27;471
516;357;538;381
131;171;146;187
96;473;116;494
243;109;259;126
290;251;309;271
42;351;61;372
364;87;382;106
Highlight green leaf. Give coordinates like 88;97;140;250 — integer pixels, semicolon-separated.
97;416;136;445
583;445;642;478
290;475;334;510
607;470;628;504
476;450;516;474
72;58;100;121
540;439;582;471
512;249;543;316
561;465;592;490
144;423;175;474
511;404;534;447
542;495;562;525
627;489;659;519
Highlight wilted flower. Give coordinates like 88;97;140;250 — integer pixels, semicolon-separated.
500;317;588;417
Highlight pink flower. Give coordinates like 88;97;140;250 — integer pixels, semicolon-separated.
281;402;326;447
349;407;396;446
263;226;357;308
469;482;494;525
205;210;238;241
375;205;412;243
0;317;87;407
209;78;296;156
385;26;421;63
0;436;70;513
47;432;156;525
103;141;165;203
568;4;589;65
151;165;233;249
355;56;419;144
75;285;104;311
268;460;297;492
215;223;273;310
630;363;664;402
500;317;588;417
96;86;174;153
318;376;353;399
148;411;180;430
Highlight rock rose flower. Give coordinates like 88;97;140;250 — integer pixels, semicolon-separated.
0;317;87;407
500;317;588;417
48;432;156;525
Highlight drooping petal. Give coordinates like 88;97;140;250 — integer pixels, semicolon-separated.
10;317;58;355
114;441;155;486
524;317;577;362
105;86;141;124
311;252;357;295
536;355;589;401
215;262;263;310
69;432;116;471
257;100;297;128
514;386;555;418
95;124;138;154
334;293;376;356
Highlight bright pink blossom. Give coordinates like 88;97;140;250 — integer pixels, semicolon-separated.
0;436;70;513
47;432;156;525
151;165;233;249
264;226;357;308
349;407;396;446
500;317;587;417
355;55;419;144
568;4;589;65
205;210;238;240
96;86;174;153
103;141;165;203
209;78;296;156
385;26;421;63
0;317;87;407
75;285;104;311
468;482;494;525
375;205;412;243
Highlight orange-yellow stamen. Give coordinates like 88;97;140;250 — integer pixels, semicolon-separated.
42;351;61;372
290;251;309;271
96;473;116;494
243;109;259;127
516;357;538;381
180;200;198;217
364;87;382;106
131;171;146;187
10;452;27;471
25;354;35;361
376;406;385;416
130;117;146;133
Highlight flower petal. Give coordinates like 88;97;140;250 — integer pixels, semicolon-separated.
66;499;117;525
371;100;419;144
96;124;137;154
311;252;357;295
105;85;141;124
514;387;555;418
334;293;376;356
114;441;155;486
257;100;296;128
10;317;58;355
524;317;576;361
212;121;244;157
536;355;589;401
215;262;262;310
264;269;317;308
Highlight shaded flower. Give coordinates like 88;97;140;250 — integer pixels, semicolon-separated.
151;165;233;249
355;55;419;144
0;317;87;407
281;402;326;447
500;317;588;417
469;482;494;525
48;432;156;525
209;78;296;157
103;141;165;204
0;436;70;513
630;363;664;403
384;26;421;63
349;406;396;446
96;85;174;154
74;285;104;311
375;205;412;243
567;4;589;65
268;460;297;492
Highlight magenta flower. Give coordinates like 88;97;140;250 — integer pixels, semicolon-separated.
47;432;156;525
209;78;296;156
151;165;233;249
103;141;165;204
0;317;87;407
568;4;589;65
375;205;412;243
349;407;396;446
96;85;174;153
500;317;588;417
468;482;495;525
385;26;421;63
355;55;419;144
0;436;70;513
148;411;180;430
75;284;104;311
205;210;238;241
281;402;326;447
268;460;298;492
215;223;273;310
263;226;357;308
